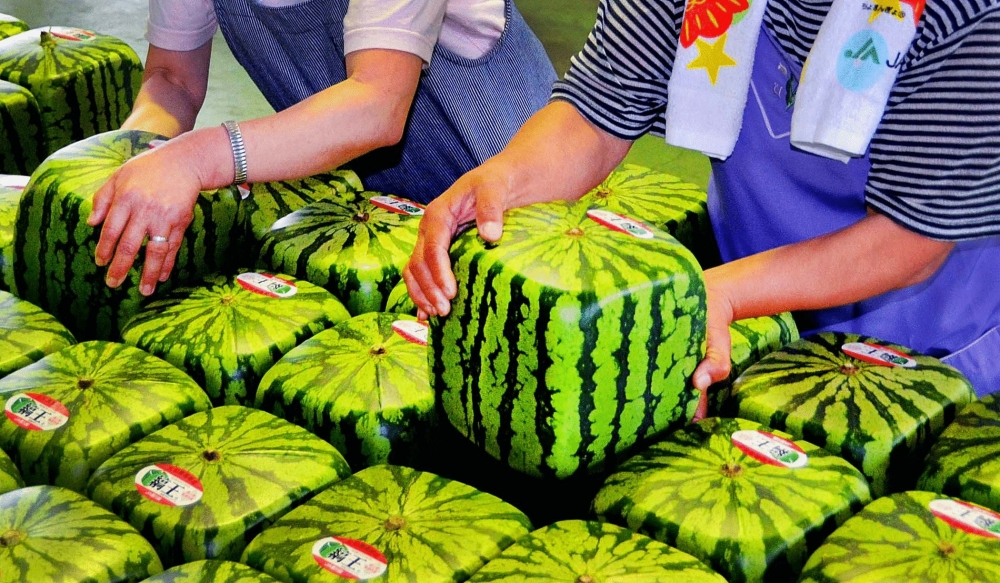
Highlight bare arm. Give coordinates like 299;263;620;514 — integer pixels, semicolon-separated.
122;43;213;137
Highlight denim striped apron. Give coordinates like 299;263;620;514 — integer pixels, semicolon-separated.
709;29;1000;396
211;0;556;204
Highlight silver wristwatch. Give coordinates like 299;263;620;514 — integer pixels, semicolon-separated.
222;120;248;185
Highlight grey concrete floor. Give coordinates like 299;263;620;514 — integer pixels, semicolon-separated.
0;0;709;187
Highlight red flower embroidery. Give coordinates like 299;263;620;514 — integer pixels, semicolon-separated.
680;0;751;48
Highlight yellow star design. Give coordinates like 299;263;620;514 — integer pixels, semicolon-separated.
868;0;905;23
686;33;738;85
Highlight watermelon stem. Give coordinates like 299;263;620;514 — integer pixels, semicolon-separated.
353;212;370;223
370;345;387;356
77;378;95;390
576;576;596;583
593;187;612;200
566;227;585;238
0;530;24;547
938;541;957;557
840;364;860;375
40;30;57;48
202;450;222;462
720;462;744;479
384;515;407;531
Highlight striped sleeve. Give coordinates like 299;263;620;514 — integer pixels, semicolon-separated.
866;6;1000;241
550;0;684;140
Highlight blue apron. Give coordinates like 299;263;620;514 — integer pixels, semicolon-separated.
709;29;1000;396
211;0;556;204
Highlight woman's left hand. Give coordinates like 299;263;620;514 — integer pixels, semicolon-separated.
86;139;205;297
691;278;737;422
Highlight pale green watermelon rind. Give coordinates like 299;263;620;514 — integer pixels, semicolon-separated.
733;332;976;497
0;183;22;290
917;395;1000;513
140;560;281;582
242;464;533;583
86;406;352;567
255;313;436;469
385;280;417;316
0;485;163;582
0;447;22;495
0;291;76;378
798;491;1000;582
0;341;211;492
467;520;726;582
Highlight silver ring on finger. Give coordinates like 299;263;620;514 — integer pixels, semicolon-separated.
149;235;169;244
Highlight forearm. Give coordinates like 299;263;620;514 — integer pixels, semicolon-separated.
122;73;203;137
707;212;955;320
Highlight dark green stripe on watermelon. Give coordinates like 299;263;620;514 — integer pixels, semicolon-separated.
142;560;280;583
0;28;142;155
468;520;726;582
918;394;1000;513
0;291;76;379
87;406;351;567
0;341;211;492
581;163;721;269
122;272;349;405
256;313;435;469
256;191;421;315
434;200;706;479
0;81;44;175
0;448;22;495
594;417;871;583
732;332;976;497
0;180;28;291
0;14;29;40
799;491;1000;582
243;464;532;583
14;130;244;340
385;279;416;316
0;485;163;582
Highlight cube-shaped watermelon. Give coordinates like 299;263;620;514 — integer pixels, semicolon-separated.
142;560;280;582
385;279;416;315
0;341;211;492
0;291;75;379
0;14;29;40
240;170;364;244
0;175;29;291
0;447;21;495
594;417;872;582
122;272;349;405
87;406;351;567
0;82;43;174
434;200;706;479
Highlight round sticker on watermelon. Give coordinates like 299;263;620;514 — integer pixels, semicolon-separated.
369;196;424;216
841;343;917;369
731;430;809;469
134;464;204;507
929;499;1000;539
48;27;97;41
392;320;428;346
585;209;655;239
312;537;388;580
236;272;298;298
4;393;69;431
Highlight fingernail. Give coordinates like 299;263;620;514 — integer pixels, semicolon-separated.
480;221;502;241
95;256;107;267
436;302;450;317
140;284;153;296
694;372;710;389
106;276;121;289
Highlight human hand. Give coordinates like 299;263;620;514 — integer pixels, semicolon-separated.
691;280;736;422
403;164;511;320
86;140;202;296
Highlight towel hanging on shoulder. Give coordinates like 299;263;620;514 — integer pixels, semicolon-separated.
664;0;926;162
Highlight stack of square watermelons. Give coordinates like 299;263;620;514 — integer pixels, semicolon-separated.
0;9;996;583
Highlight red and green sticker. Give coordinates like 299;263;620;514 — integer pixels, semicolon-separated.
930;499;1000;539
48;27;96;41
4;393;69;431
842;342;917;369
237;272;298;298
134;464;204;507
237;184;252;200
312;537;388;580
586;209;655;239
370;196;424;216
0;175;29;190
731;430;808;469
392;320;428;346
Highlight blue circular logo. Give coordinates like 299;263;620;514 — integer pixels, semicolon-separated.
837;30;888;92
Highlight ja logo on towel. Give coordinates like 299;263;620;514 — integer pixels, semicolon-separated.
837;30;889;91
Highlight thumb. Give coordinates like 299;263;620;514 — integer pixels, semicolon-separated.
693;322;733;391
88;173;116;226
474;182;506;242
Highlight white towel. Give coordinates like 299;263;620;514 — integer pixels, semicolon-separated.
664;0;770;160
790;0;925;161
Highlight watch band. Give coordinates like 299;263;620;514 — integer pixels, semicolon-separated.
222;120;248;185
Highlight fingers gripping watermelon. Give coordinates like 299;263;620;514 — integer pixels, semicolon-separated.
0;291;76;379
0;485;163;582
918;394;1000;513
0;27;142;155
14;130;244;340
256;313;436;469
0;341;211;492
86;406;352;567
0;14;28;40
732;332;975;496
467;520;727;582
593;417;871;583
434;201;707;479
122;272;350;405
242;465;533;583
799;491;1000;582
142;560;281;583
0;81;44;175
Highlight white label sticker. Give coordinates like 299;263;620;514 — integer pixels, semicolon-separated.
392;320;428;346
930;499;1000;539
48;27;96;41
842;343;917;369
731;430;808;469
586;209;655;239
237;184;251;200
147;139;169;149
236;272;298;298
134;464;204;507
370;196;424;216
312;537;388;580
4;393;69;431
0;175;29;190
